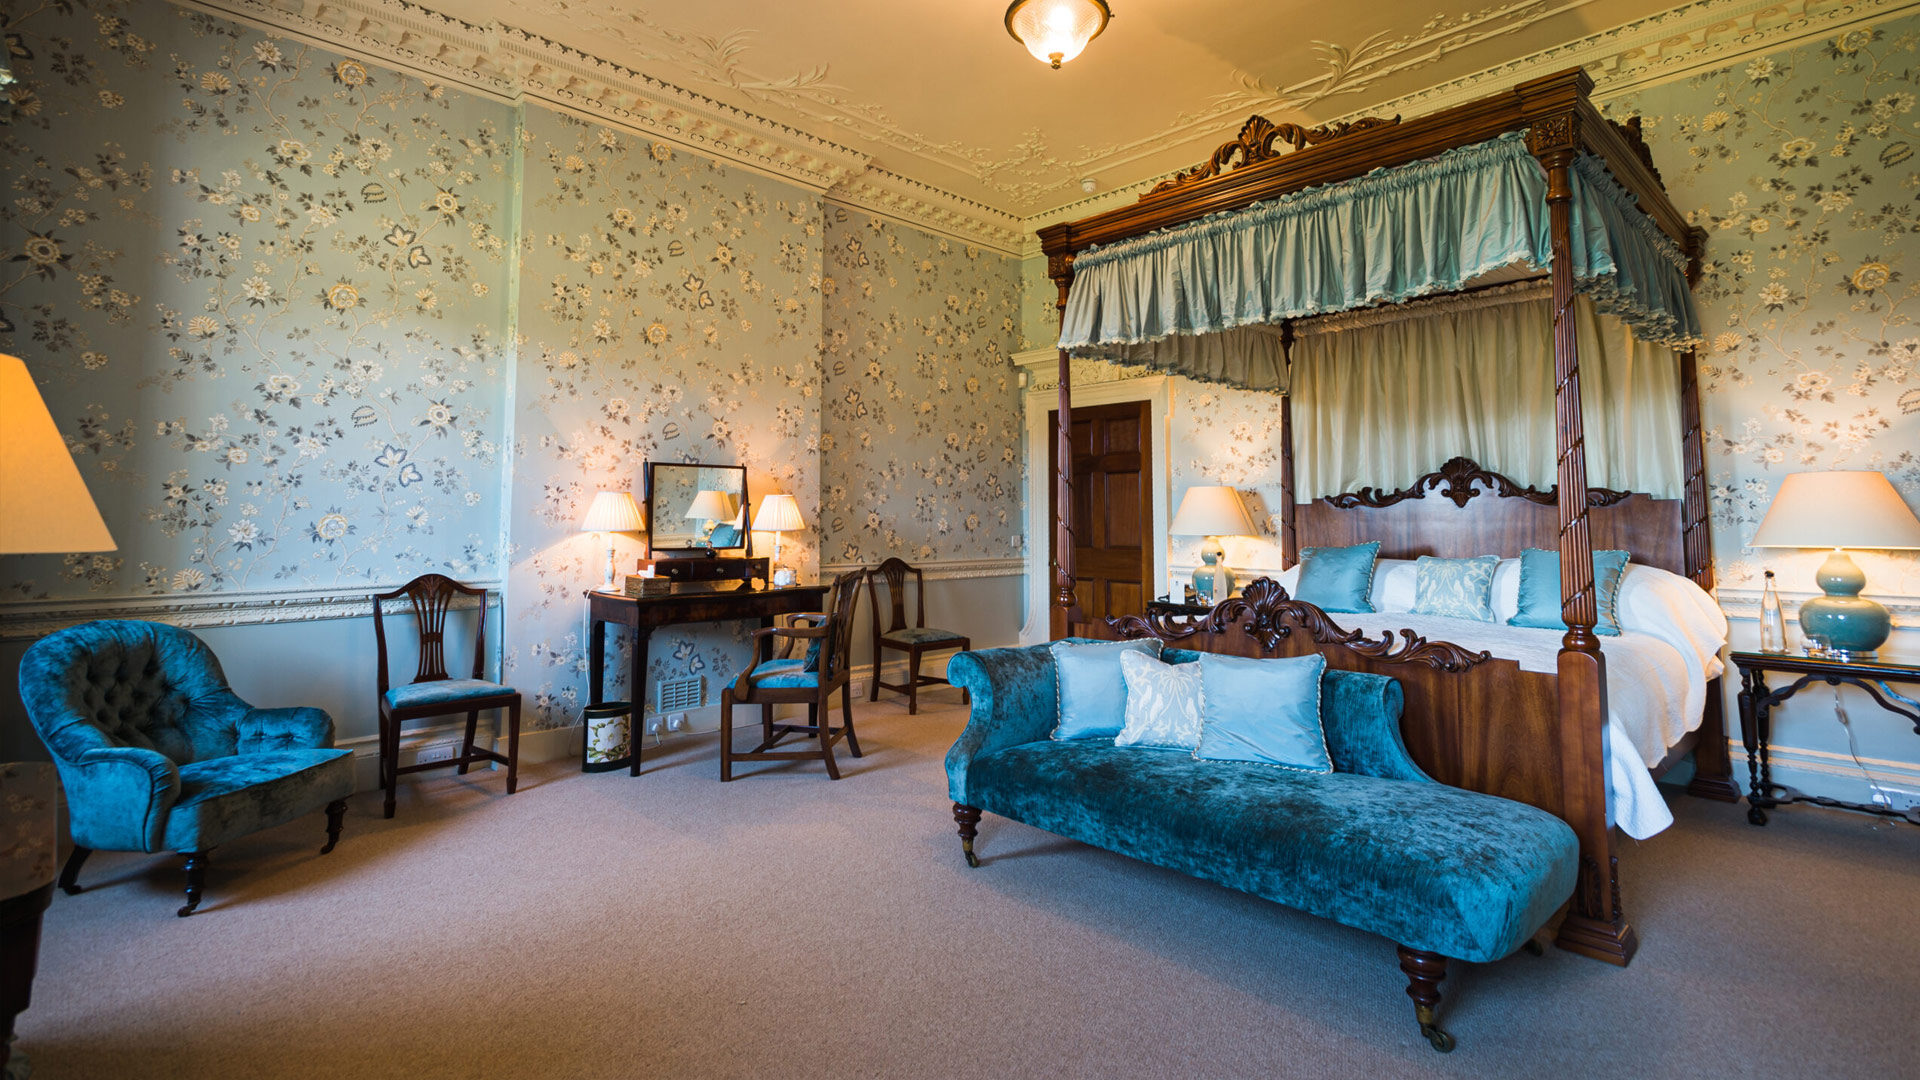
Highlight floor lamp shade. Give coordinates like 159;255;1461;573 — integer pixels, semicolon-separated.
1;354;115;554
1749;470;1920;655
1170;486;1257;604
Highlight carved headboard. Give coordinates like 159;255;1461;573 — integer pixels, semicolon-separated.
1286;457;1685;574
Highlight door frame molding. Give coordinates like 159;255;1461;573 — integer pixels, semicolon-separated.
1015;349;1172;645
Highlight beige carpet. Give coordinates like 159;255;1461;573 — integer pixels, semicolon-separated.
18;694;1919;1080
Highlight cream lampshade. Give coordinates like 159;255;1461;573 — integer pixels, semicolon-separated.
752;494;805;587
1;354;115;554
1170;485;1257;605
1749;470;1920;657
580;490;644;591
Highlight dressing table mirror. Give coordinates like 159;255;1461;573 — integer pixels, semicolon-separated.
645;462;751;557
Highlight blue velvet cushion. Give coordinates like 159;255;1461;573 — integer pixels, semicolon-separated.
384;678;515;710
1409;555;1501;622
1294;541;1380;613
1193;652;1332;773
1049;638;1163;740
707;523;742;547
882;627;966;646
1113;650;1203;751
1508;547;1631;636
749;658;818;689
962;740;1577;962
163;749;354;851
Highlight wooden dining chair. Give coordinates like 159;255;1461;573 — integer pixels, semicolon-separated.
719;570;864;780
373;574;521;818
867;557;969;715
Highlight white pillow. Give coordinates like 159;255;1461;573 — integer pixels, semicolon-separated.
1115;651;1204;751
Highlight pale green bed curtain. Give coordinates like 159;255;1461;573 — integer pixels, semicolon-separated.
1056;131;1702;388
1290;282;1683;499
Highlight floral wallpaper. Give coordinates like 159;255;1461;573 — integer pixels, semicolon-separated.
1605;15;1920;597
504;107;824;728
819;208;1023;565
1;0;514;599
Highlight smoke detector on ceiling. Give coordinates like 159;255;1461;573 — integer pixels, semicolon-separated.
1080;177;1097;193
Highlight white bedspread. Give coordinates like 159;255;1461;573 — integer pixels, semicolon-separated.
1266;560;1728;838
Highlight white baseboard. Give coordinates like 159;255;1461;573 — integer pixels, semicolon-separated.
1725;738;1920;810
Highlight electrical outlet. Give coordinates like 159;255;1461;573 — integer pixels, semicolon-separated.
665;712;687;732
646;717;663;735
414;744;455;764
849;680;865;699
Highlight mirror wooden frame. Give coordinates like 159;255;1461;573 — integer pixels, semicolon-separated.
644;461;753;557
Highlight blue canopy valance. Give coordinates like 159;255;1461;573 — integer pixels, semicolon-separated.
1057;131;1702;389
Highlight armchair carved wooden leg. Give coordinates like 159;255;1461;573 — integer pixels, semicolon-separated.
907;647;923;715
320;799;348;855
178;852;209;918
719;691;736;782
841;680;861;758
457;708;480;775
1396;946;1455;1052
56;846;90;896
952;803;982;868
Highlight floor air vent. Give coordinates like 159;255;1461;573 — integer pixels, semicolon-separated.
656;676;703;713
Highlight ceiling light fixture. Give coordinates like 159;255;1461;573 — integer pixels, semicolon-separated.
1005;0;1112;70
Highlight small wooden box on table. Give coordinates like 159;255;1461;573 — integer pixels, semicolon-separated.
587;582;829;776
1729;648;1920;825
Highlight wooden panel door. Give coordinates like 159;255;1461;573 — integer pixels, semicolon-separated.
1049;400;1153;634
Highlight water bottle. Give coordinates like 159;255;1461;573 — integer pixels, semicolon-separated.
1759;570;1786;653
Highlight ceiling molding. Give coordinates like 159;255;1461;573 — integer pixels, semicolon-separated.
175;0;1920;257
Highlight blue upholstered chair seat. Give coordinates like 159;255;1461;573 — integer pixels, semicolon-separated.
746;659;819;689
880;627;966;646
165;749;354;852
383;678;516;710
964;740;1576;962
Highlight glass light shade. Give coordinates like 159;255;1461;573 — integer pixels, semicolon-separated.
684;489;738;522
1169;485;1257;538
579;490;644;533
751;493;805;533
0;354;115;554
1748;470;1920;550
1005;0;1111;68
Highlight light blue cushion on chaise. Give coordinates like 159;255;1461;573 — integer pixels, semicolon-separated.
19;619;353;916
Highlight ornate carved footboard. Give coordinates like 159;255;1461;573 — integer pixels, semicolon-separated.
1109;578;1622;961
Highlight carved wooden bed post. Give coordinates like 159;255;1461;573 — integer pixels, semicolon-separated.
1279;321;1299;569
1038;228;1084;639
1527;80;1634;966
1677;223;1741;802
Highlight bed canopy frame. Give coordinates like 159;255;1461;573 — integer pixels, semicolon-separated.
1036;69;1739;966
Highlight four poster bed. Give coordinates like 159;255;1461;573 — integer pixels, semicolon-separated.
1035;69;1739;967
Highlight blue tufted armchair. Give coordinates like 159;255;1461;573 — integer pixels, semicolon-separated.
18;619;355;916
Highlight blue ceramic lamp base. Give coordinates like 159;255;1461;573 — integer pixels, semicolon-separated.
1798;548;1891;657
1191;539;1236;606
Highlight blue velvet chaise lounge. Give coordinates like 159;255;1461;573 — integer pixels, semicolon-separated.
944;641;1580;1052
20;619;355;916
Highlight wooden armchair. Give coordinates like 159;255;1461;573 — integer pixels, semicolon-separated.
867;557;970;714
719;571;865;780
373;574;521;818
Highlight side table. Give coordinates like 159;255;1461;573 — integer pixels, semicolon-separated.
1729;649;1920;826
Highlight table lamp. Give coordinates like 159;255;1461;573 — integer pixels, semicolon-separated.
1170;485;1257;605
751;494;805;588
1748;470;1920;657
1;354;116;554
684;489;737;547
580;490;644;590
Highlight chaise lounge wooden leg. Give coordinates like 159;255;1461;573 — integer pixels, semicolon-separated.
57;846;91;896
1396;946;1454;1052
178;852;209;918
952;803;982;868
320;799;347;854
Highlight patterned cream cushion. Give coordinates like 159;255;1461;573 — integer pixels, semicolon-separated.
1409;555;1501;622
1114;651;1204;751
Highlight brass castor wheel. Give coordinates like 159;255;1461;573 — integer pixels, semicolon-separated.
962;841;980;868
1420;1022;1456;1053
